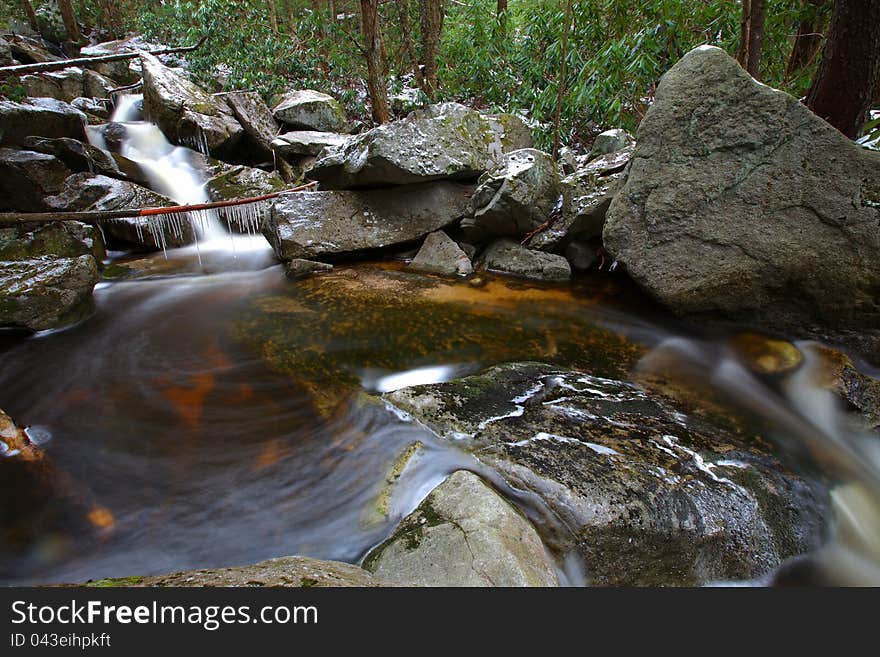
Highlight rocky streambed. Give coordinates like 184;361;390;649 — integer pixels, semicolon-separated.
2;33;880;587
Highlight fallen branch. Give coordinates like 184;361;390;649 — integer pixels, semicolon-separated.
108;80;143;95
0;36;207;79
0;181;317;227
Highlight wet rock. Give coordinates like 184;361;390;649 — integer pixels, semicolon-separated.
81;37;179;84
564;241;599;271
603;46;880;334
204;162;286;202
46;173;193;250
264;181;473;260
140;52;244;158
383;362;830;586
478;239;571;282
0;37;12;67
0;221;105;262
224;91;280;160
461;148;562;241
528;147;632;252
6;34;62;64
82;69;117;99
285;259;334;279
308;102;532;189
364;470;559;586
588;128;634;161
23;136;123;180
0;255;98;331
20;67;83;102
272;89;347;133
408;230;473;277
0;148;71;211
70;97;109;119
88;556;396;587
0;409;33;459
807;344;880;431
97;122;127;153
0;98;88;147
272;130;347;157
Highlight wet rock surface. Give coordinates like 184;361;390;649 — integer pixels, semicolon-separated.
0;98;88;147
364;470;559;586
0;147;71;211
86;556;396;587
224;91;280;160
272;130;347;157
407;230;473;277
307;102;532;189
603;46;880;335
265;182;473;260
382;362;830;585
478;238;571;281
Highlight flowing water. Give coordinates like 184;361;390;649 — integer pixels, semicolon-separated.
2;109;880;586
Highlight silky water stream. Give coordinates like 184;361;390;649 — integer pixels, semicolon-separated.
1;101;879;586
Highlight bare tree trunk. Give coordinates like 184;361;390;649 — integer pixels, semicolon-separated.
785;0;828;80
360;0;391;123
395;0;424;90
552;0;573;160
806;0;880;138
737;0;767;79
418;0;444;98
57;0;82;43
267;0;279;32
19;0;38;31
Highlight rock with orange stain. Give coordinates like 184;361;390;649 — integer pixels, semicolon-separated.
0;408;43;462
807;344;880;430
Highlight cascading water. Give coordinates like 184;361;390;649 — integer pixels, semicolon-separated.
86;94;273;267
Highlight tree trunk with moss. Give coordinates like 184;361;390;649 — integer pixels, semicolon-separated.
360;0;391;123
806;0;880;138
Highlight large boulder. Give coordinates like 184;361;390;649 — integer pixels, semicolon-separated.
603;46;880;334
264;181;473;260
461;148;562;241
0;98;87;146
0;148;71;211
0;222;100;332
272;89;347;133
6;34;62;64
383;362;830;585
140;52;243;158
307;102;532;189
478;238;571;282
224;91;280;160
23;136;124;180
47;173;193;250
204;162;286;202
80;37;182;84
364;470;559;586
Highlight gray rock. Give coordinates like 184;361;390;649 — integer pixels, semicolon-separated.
528;147;632;252
71;97;109;119
0;255;98;331
203;162;286;202
0;37;12;67
224;91;280;159
46;173;193;250
82;69;117;99
588;128;634;161
272;89;347;133
0;221;104;262
383;362;830;586
364;470;559;586
88;556;396;587
461;148;562;241
603;46;880;333
285;259;334;279
564;241;598;271
0;148;71;211
20;67;84;102
23;136;123;180
6;34;61;64
140;52;244;158
264;181;473;260
390;87;429;115
557;146;578;174
308;102;532;189
408;230;473;277
0;98;87;147
478;239;571;281
81;37;175;85
272;130;348;157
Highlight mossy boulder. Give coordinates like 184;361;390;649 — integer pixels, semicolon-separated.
272;89;347;133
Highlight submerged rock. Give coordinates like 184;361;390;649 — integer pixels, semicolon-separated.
364;470;559;586
383;362;829;585
285;258;334;279
478;238;571;281
264;181;473;260
603;45;880;335
0;98;88;147
308;102;532;189
86;556;395;587
0;148;71;211
461;148;562;241
272;89;347;133
140;52;243;158
407;230;473;277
